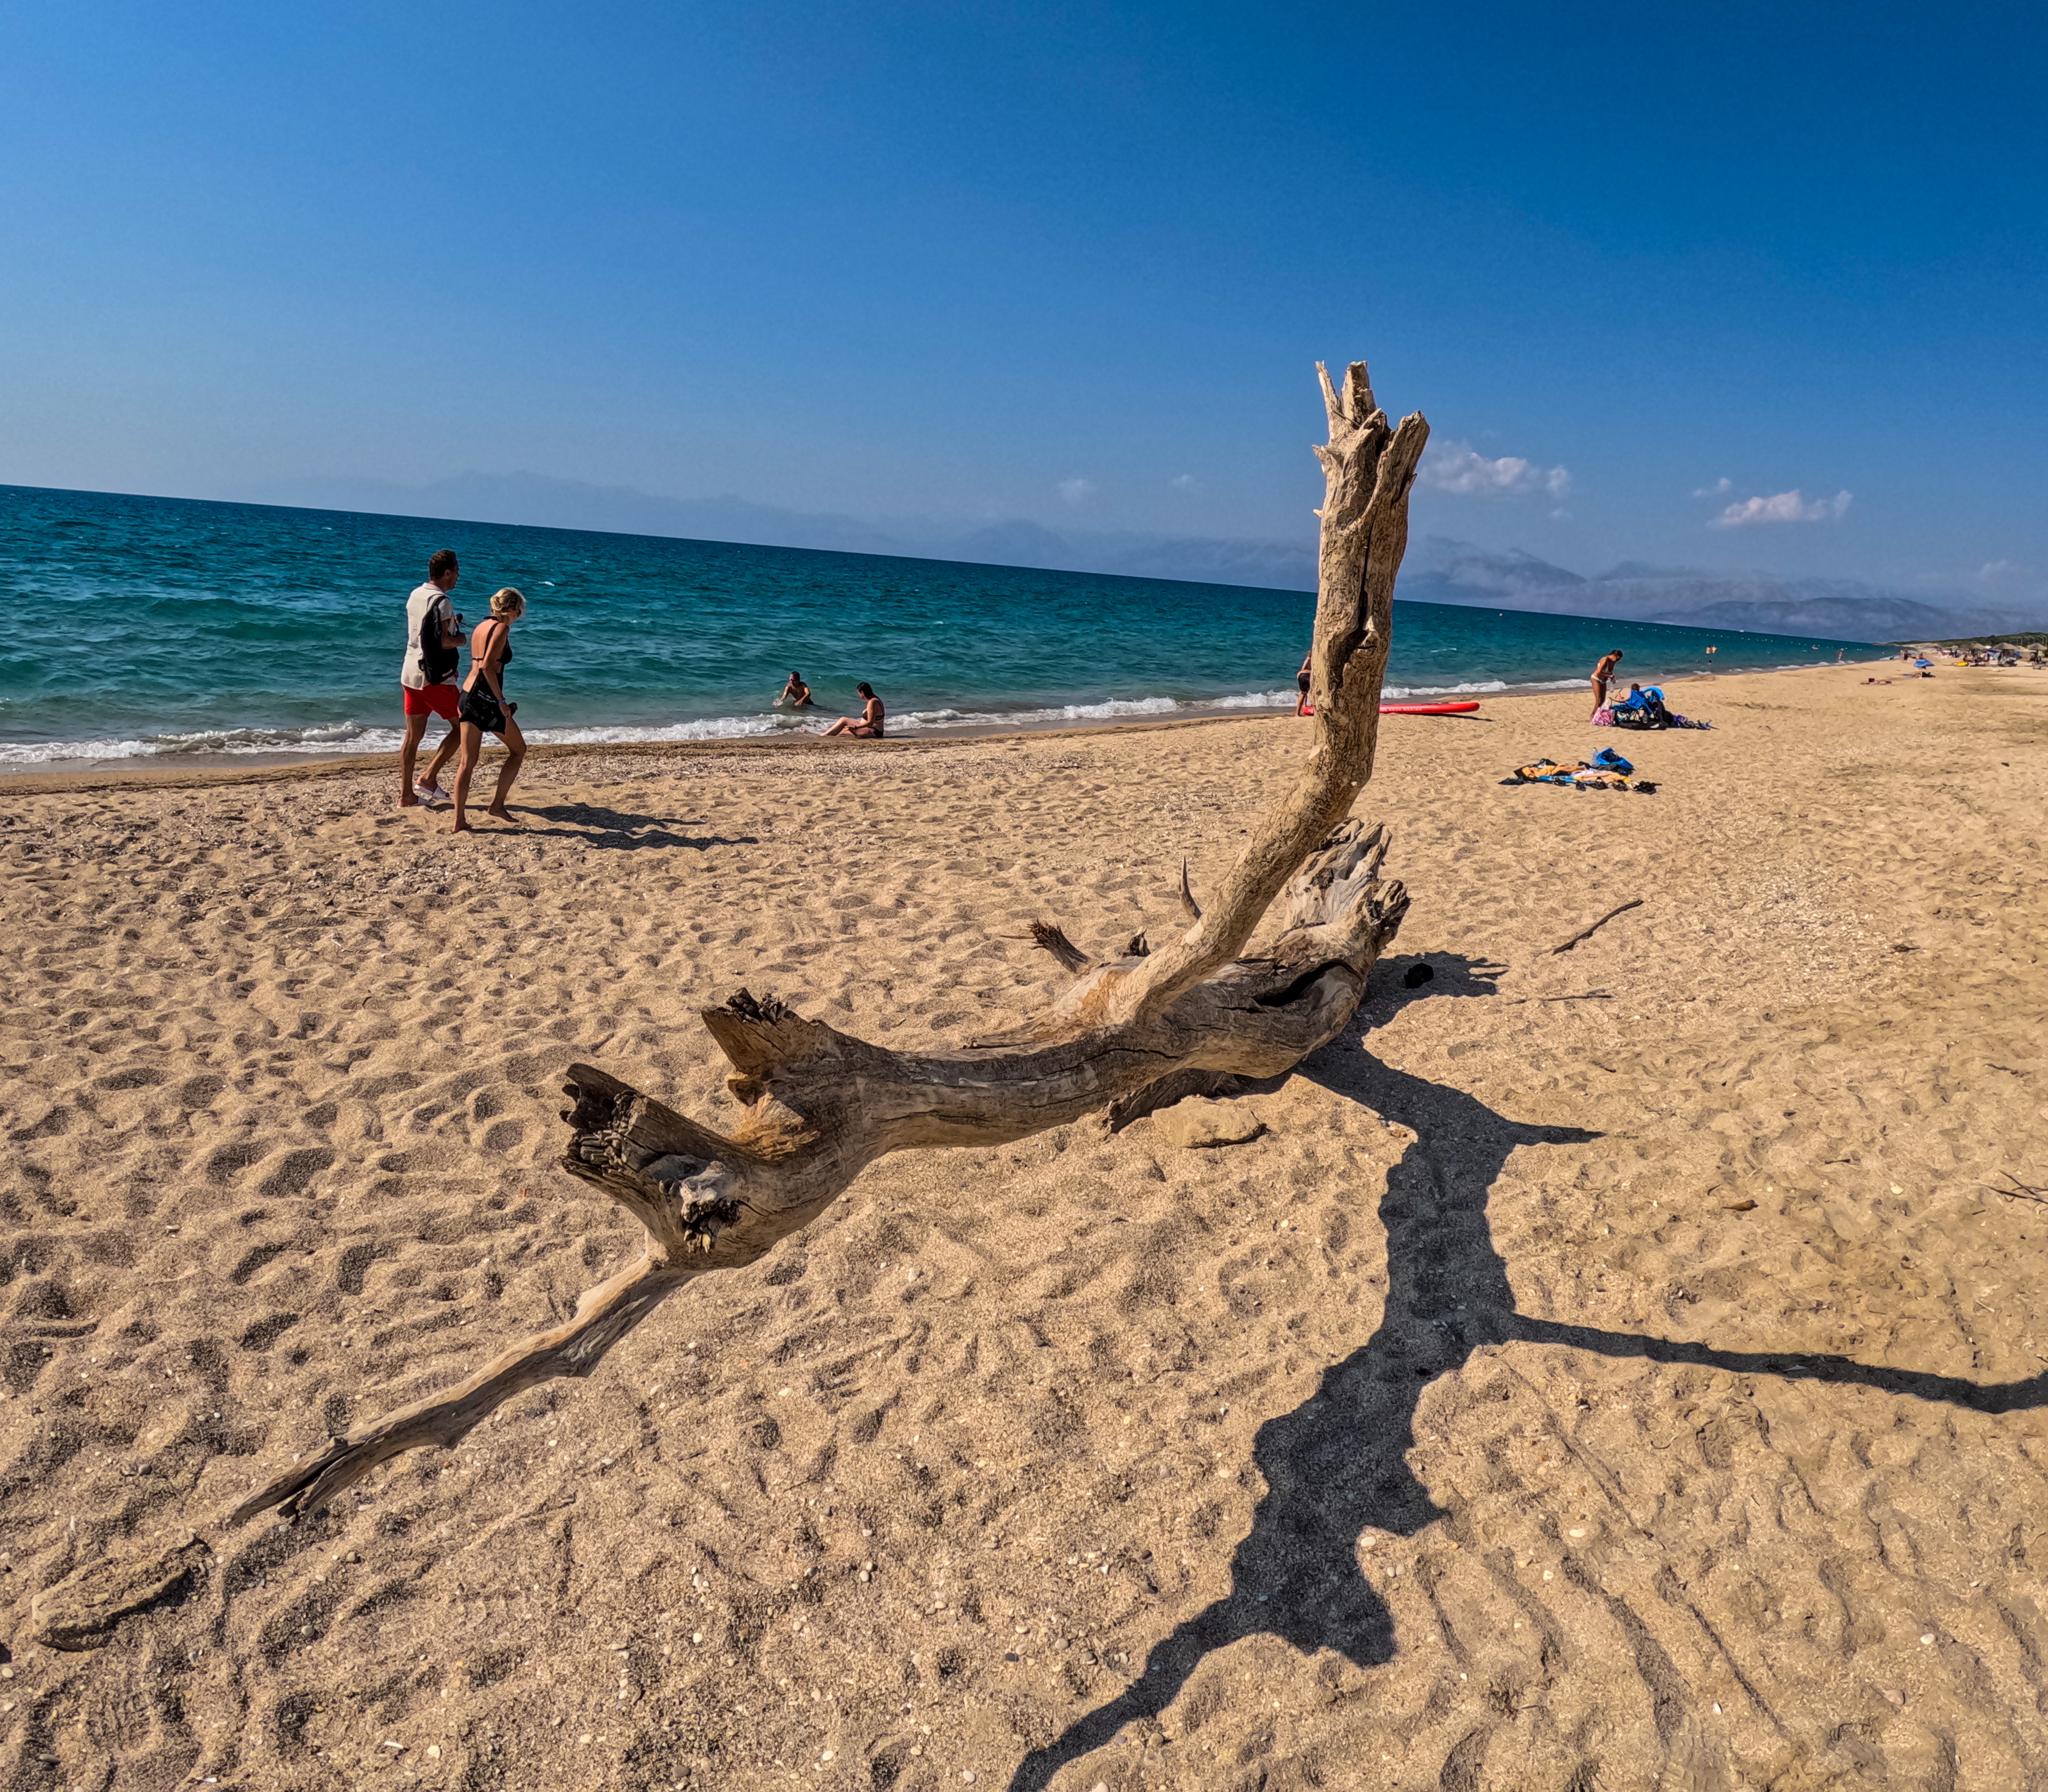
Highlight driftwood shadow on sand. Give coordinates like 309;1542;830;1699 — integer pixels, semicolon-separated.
1010;957;2048;1791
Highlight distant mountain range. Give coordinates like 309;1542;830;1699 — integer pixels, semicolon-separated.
1398;540;2044;641
235;471;2042;642
235;470;1327;592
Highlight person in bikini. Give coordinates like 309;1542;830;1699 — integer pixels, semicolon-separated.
777;670;813;709
1590;648;1623;718
447;588;527;833
399;549;465;807
820;682;884;738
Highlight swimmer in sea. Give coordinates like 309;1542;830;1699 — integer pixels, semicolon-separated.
820;682;885;738
777;670;813;709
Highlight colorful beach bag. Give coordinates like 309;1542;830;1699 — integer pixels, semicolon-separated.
1610;686;1670;731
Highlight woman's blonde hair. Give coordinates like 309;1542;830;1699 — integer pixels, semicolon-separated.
489;587;527;619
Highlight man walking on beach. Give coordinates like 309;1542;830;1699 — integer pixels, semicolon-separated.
400;549;464;807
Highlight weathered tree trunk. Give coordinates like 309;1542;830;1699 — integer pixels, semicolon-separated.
232;363;1428;1525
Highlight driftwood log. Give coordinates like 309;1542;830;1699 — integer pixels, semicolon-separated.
231;362;1429;1524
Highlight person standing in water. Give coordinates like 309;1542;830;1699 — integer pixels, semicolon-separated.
1590;648;1623;718
448;588;527;833
399;549;464;807
777;670;813;709
820;682;885;738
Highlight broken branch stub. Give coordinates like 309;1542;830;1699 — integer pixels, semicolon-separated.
229;363;1428;1524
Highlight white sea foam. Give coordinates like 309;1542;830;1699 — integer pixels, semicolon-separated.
0;736;163;765
0;720;405;764
525;714;802;746
0;674;1609;766
1209;689;1299;710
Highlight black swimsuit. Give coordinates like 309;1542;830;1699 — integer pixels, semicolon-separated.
460;628;513;734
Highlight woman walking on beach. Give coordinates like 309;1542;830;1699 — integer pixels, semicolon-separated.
1590;648;1623;718
448;588;527;833
820;682;885;738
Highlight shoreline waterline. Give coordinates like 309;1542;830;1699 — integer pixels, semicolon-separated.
0;661;1850;793
0;677;1610;771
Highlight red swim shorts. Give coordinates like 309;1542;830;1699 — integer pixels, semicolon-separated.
403;683;459;721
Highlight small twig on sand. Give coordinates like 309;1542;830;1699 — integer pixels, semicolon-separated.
1549;899;1645;955
1985;1172;2048;1207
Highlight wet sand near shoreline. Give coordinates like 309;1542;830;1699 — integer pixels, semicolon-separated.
2;662;2046;1791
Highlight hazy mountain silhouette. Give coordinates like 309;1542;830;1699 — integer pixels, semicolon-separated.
233;474;2040;638
1404;538;2040;638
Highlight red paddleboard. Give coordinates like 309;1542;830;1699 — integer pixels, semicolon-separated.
1379;701;1480;715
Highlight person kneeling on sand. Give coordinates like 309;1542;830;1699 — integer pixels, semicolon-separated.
448;588;526;833
399;549;465;808
820;682;885;738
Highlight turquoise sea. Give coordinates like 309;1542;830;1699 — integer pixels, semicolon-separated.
0;485;1884;766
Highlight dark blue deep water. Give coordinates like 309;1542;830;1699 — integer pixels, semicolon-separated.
0;485;1882;764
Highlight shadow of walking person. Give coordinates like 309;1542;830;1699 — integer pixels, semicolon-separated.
1009;961;2048;1791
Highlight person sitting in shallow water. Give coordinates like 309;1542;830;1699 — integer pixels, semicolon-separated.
820;682;885;738
777;670;813;708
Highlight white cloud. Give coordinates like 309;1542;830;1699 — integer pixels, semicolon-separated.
1169;473;1199;490
1056;477;1096;505
1710;488;1851;527
1693;477;1732;498
1418;440;1570;500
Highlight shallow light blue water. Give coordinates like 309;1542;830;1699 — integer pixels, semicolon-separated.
0;484;1883;764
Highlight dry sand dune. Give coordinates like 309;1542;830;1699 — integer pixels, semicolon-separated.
1;663;2046;1792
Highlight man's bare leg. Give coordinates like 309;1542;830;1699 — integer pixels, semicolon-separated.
419;722;459;798
399;713;429;806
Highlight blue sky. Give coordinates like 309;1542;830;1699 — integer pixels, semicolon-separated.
1;1;2042;598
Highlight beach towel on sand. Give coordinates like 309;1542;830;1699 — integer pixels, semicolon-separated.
1509;757;1659;793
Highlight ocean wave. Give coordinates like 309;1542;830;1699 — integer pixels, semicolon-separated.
891;695;1183;730
0;674;1605;766
0;720;404;764
525;714;805;746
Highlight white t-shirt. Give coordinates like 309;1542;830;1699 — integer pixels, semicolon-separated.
401;583;457;690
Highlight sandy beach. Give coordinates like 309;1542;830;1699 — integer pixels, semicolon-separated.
3;660;2046;1791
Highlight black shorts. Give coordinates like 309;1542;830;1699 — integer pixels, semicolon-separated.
1296;672;1312;693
